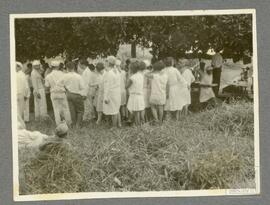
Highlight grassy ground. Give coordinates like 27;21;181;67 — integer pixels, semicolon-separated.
19;100;255;195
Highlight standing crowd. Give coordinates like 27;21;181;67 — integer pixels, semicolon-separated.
16;54;223;128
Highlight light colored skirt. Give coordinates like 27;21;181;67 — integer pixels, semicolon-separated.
127;94;145;112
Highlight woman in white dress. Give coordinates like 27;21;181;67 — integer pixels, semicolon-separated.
103;56;121;127
147;61;168;123
126;61;145;125
163;57;188;120
142;60;151;122
179;65;195;115
95;62;106;124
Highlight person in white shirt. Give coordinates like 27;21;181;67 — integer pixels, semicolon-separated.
16;61;30;120
45;60;71;126
58;62;86;128
211;49;223;97
163;57;188;120
103;56;121;127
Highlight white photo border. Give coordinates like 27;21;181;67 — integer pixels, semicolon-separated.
10;8;260;201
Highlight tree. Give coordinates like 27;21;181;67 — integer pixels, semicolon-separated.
15;14;252;62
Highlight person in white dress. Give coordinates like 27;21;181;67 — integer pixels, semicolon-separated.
142;60;151;122
163;57;188;120
116;59;128;120
179;65;195;115
45;60;71;125
95;62;106;124
126;61;145;125
147;61;168;123
31;60;48;120
103;56;121;127
16;62;30;120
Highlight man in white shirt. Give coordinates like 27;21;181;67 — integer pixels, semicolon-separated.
31;60;48;119
211;49;223;97
45;60;71;125
58;62;86;128
16;61;30;120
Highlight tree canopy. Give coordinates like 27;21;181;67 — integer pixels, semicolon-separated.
15;14;252;62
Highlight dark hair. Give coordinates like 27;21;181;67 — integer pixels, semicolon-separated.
96;62;105;72
27;63;32;68
66;62;76;71
163;57;174;67
139;61;146;71
129;61;140;74
80;59;89;66
43;63;50;70
88;64;95;71
206;69;212;75
153;61;165;71
126;59;131;65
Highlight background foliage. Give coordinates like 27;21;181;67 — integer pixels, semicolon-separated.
15;14;252;62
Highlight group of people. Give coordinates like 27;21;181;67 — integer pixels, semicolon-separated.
16;53;222;128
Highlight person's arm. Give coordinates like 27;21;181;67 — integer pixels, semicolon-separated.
126;78;133;90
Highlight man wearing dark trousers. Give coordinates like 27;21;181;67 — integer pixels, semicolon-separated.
211;49;223;97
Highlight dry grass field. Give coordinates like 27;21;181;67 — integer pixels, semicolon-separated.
18;100;255;195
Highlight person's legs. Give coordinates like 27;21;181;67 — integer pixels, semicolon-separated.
158;105;164;122
33;94;40;119
39;89;48;117
151;105;158;122
176;110;180;120
117;112;122;127
75;95;85;128
67;93;76;127
96;112;103;124
111;114;118;127
62;97;72;125
212;67;221;97
51;96;61;125
140;110;145;124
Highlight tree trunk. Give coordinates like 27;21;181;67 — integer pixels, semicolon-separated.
131;41;136;58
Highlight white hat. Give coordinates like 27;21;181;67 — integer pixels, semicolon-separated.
55;121;69;137
107;56;116;65
16;61;23;69
143;60;151;67
115;59;121;66
51;60;60;67
32;60;40;66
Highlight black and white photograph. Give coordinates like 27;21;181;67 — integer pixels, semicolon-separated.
10;9;259;201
